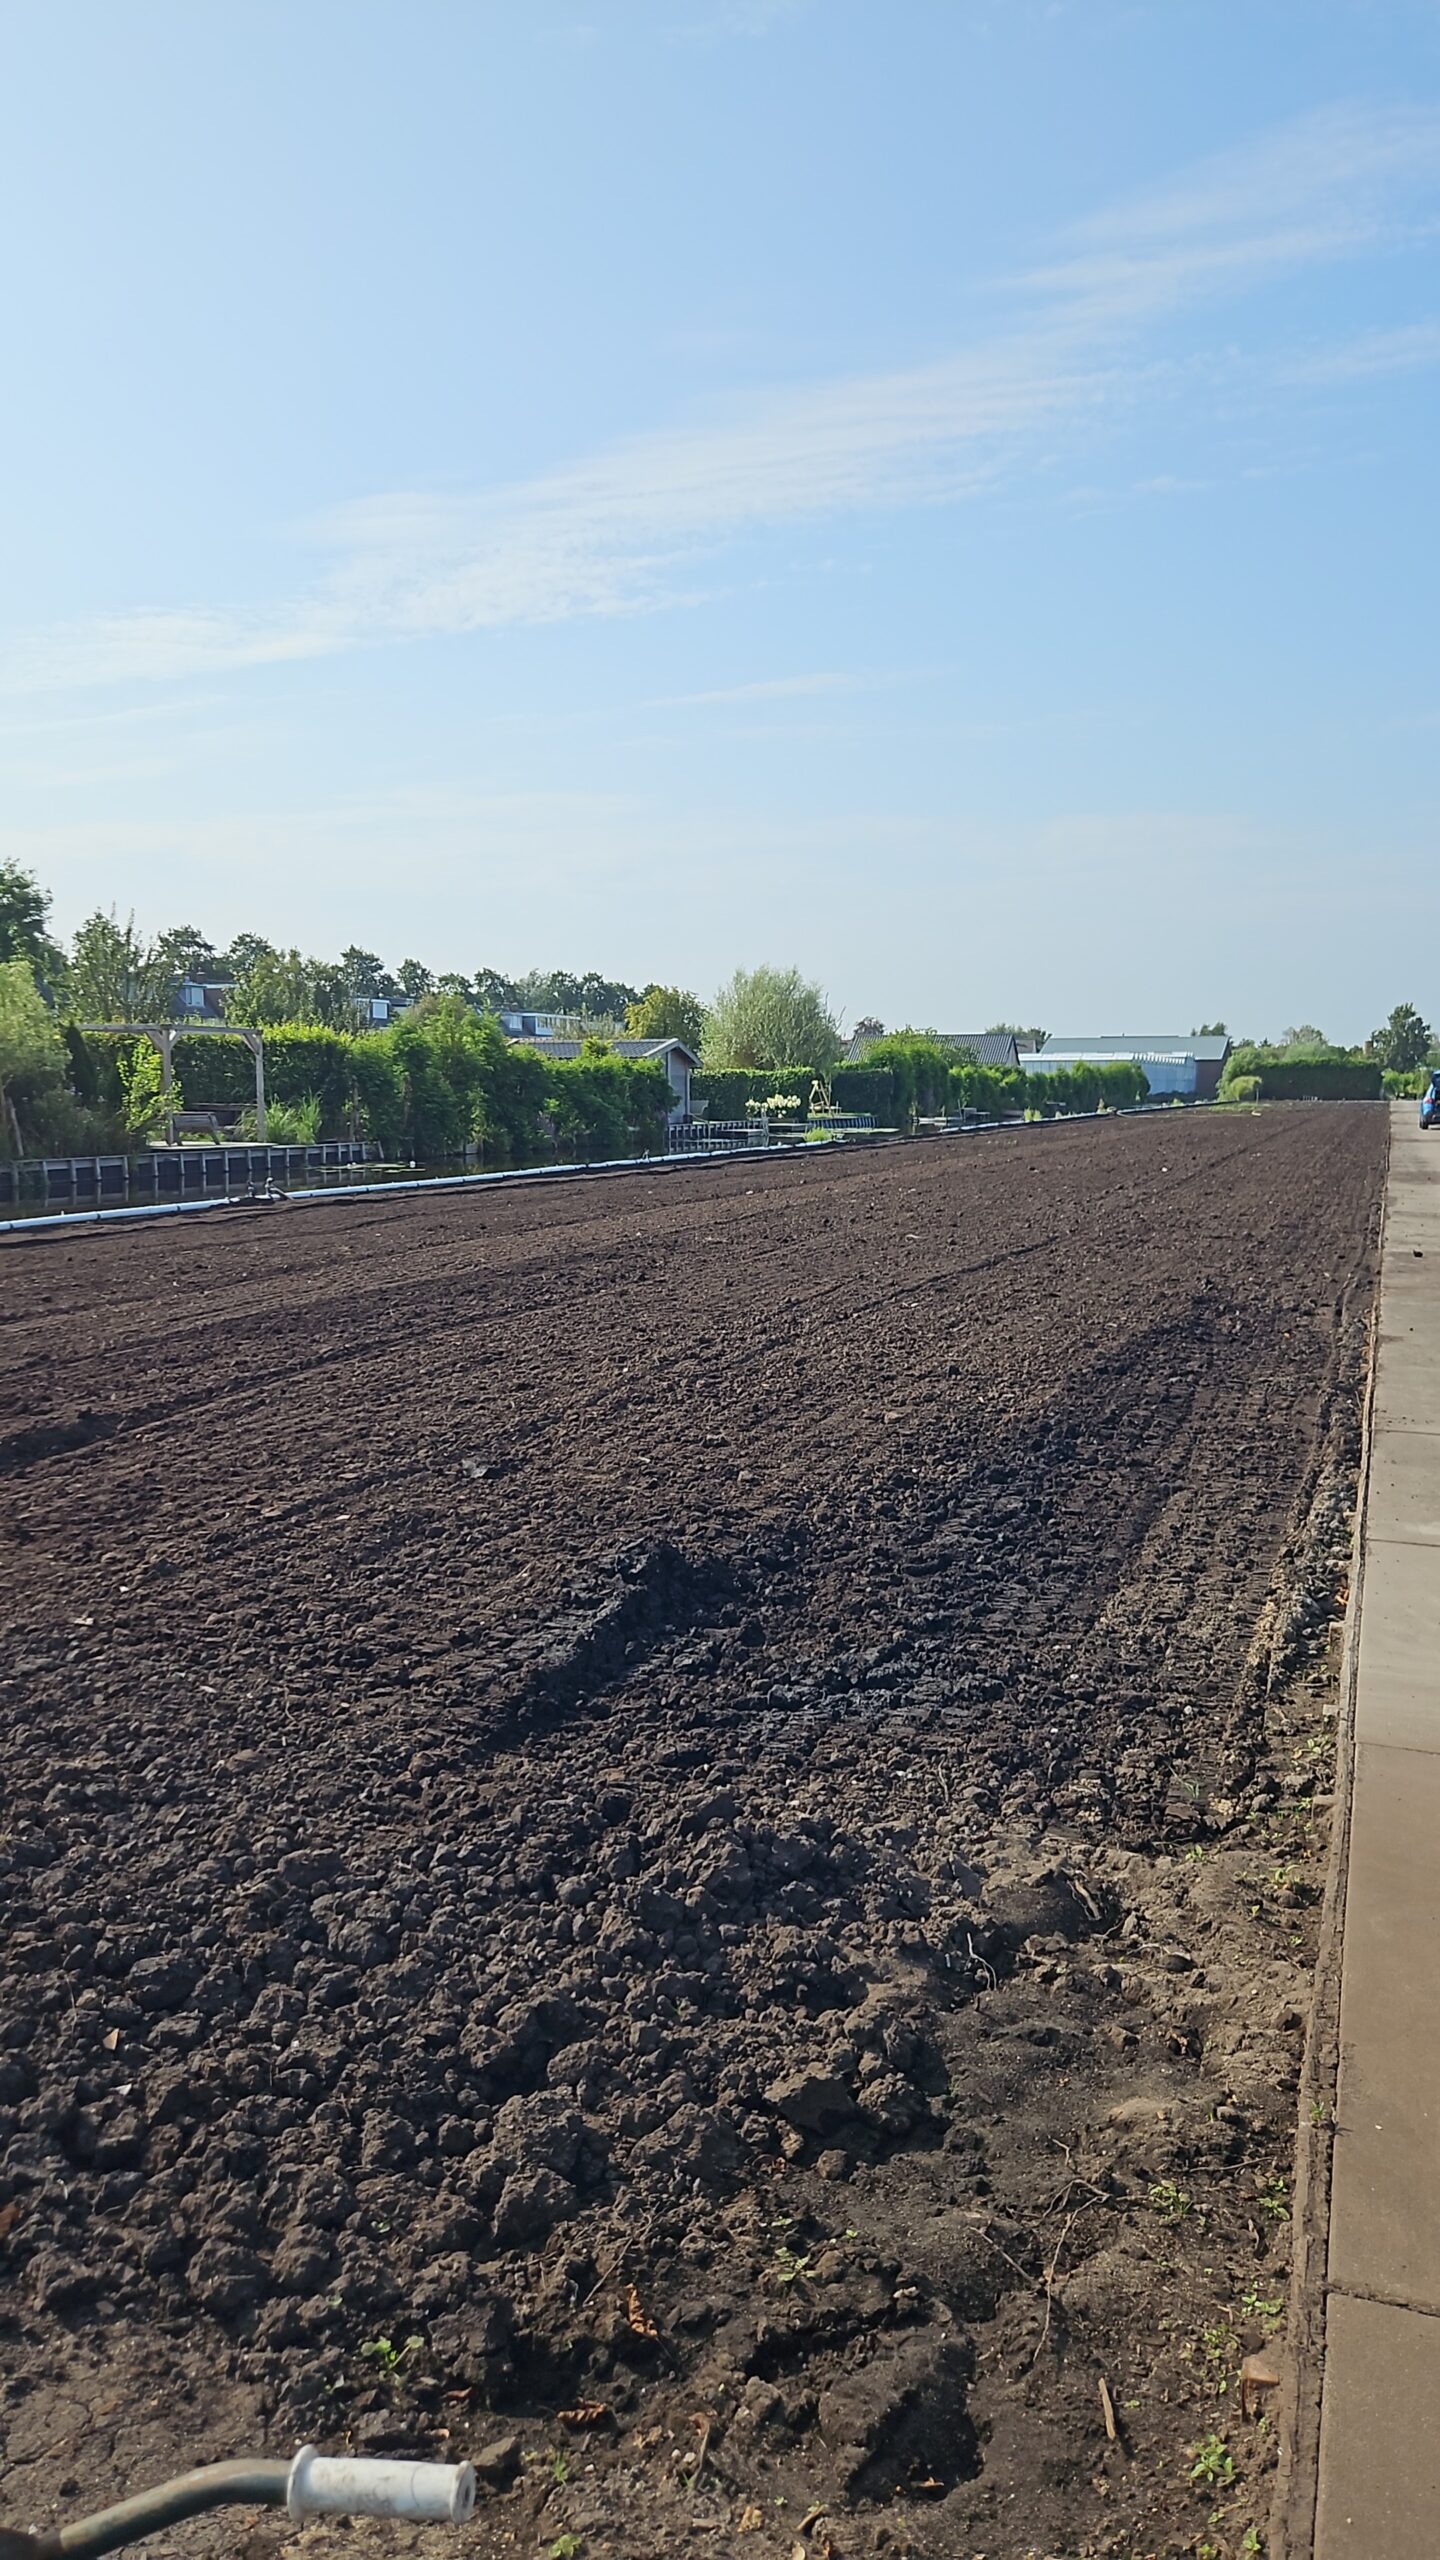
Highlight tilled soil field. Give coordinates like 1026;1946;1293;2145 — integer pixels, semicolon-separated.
0;1107;1384;2560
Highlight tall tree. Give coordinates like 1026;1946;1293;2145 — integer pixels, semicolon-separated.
985;1020;1049;1048
228;949;361;1029
703;965;842;1069
339;946;401;1000
154;926;218;982
508;968;640;1020
227;948;314;1026
577;971;641;1021
68;912;174;1021
218;932;276;979
625;985;706;1048
310;962;367;1028
1369;1002;1432;1073
0;862;67;987
396;958;434;1000
472;967;519;1013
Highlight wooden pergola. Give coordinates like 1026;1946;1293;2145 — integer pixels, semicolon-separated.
81;1021;267;1142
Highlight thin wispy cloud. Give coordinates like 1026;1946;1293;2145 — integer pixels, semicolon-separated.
1025;101;1440;322
7;100;1440;698
647;671;870;707
1279;315;1440;380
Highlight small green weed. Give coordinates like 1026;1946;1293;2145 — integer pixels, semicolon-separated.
771;2244;813;2286
1189;2433;1236;2488
1256;2176;1290;2221
1240;2529;1265;2555
1148;2179;1193;2223
549;2539;583;2560
1240;2285;1284;2331
359;2334;421;2380
549;2451;570;2487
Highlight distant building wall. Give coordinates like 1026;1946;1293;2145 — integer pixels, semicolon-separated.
1028;1050;1199;1098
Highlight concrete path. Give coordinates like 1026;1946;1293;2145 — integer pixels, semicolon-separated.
1314;1105;1440;2555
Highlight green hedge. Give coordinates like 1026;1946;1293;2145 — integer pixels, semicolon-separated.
545;1051;673;1157
1247;1060;1383;1100
952;1062;1026;1116
861;1035;953;1122
830;1066;894;1118
691;1067;819;1121
163;1006;673;1161
174;1026;352;1117
1018;1061;1150;1116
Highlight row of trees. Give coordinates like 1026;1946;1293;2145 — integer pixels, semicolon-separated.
1212;1007;1433;1076
0;871;859;1066
0;867;710;1045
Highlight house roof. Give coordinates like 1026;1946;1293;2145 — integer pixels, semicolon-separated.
934;1032;1022;1067
507;1036;700;1066
841;1030;1021;1068
1039;1034;1231;1062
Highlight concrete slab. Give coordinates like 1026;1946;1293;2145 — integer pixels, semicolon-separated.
1315;2294;1440;2559
1329;1741;1440;2308
1353;1539;1440;1754
1372;1339;1440;1434
1378;1227;1440;1259
1367;1432;1440;1543
1372;1261;1440;1319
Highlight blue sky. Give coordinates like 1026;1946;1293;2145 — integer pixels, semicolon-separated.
2;0;1438;1039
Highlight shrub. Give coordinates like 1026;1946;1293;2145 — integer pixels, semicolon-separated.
0;959;72;1153
1224;1074;1262;1103
0;964;133;1153
236;1095;323;1144
348;1036;407;1150
117;1040;169;1141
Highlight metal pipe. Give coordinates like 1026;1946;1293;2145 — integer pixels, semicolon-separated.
12;2461;290;2560
0;1101;1191;1242
1;2451;476;2560
0;1139;818;1240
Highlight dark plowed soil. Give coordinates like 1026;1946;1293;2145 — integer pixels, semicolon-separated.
0;1109;1384;2560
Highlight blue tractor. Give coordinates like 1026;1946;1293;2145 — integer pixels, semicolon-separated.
1421;1072;1440;1129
